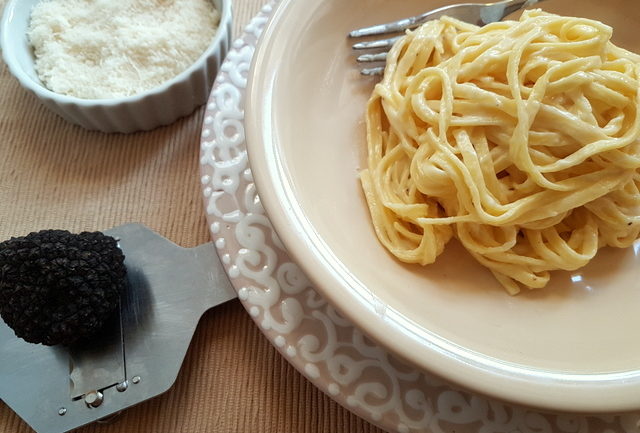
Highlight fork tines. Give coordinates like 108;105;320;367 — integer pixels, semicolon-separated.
348;13;426;75
352;35;402;51
349;33;402;76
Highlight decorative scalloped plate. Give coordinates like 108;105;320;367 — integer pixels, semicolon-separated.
199;4;640;433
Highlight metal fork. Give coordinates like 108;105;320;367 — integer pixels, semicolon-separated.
349;0;544;75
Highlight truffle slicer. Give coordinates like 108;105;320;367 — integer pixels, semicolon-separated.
0;223;237;433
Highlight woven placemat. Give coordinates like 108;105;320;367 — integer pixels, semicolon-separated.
0;0;383;431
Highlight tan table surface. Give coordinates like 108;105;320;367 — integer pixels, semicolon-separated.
0;0;385;431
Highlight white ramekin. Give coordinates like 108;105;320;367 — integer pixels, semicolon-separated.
0;0;232;133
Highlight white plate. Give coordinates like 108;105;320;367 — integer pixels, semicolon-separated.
244;0;640;413
200;4;640;432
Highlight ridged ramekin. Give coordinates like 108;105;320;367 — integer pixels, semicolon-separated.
0;0;231;133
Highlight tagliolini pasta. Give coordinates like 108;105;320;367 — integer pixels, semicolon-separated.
360;10;640;294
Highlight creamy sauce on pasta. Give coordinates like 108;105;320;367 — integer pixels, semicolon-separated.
360;10;640;294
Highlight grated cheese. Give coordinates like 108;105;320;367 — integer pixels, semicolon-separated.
28;0;220;99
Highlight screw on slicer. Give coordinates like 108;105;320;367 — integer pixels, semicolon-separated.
84;391;104;408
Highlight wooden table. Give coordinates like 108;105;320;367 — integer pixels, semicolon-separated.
0;0;384;431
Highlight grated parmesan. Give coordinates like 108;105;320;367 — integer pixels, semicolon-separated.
28;0;220;99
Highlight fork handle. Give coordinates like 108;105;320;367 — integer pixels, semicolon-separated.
481;0;542;24
349;0;543;38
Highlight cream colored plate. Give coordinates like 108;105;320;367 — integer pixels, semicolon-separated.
201;5;639;431
245;0;640;413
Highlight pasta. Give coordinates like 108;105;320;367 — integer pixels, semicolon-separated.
360;10;640;294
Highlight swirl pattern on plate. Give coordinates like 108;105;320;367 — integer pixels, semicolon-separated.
199;4;640;432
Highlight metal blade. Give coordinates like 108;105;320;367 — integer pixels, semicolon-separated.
68;306;126;399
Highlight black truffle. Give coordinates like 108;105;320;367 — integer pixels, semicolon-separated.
0;230;126;346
